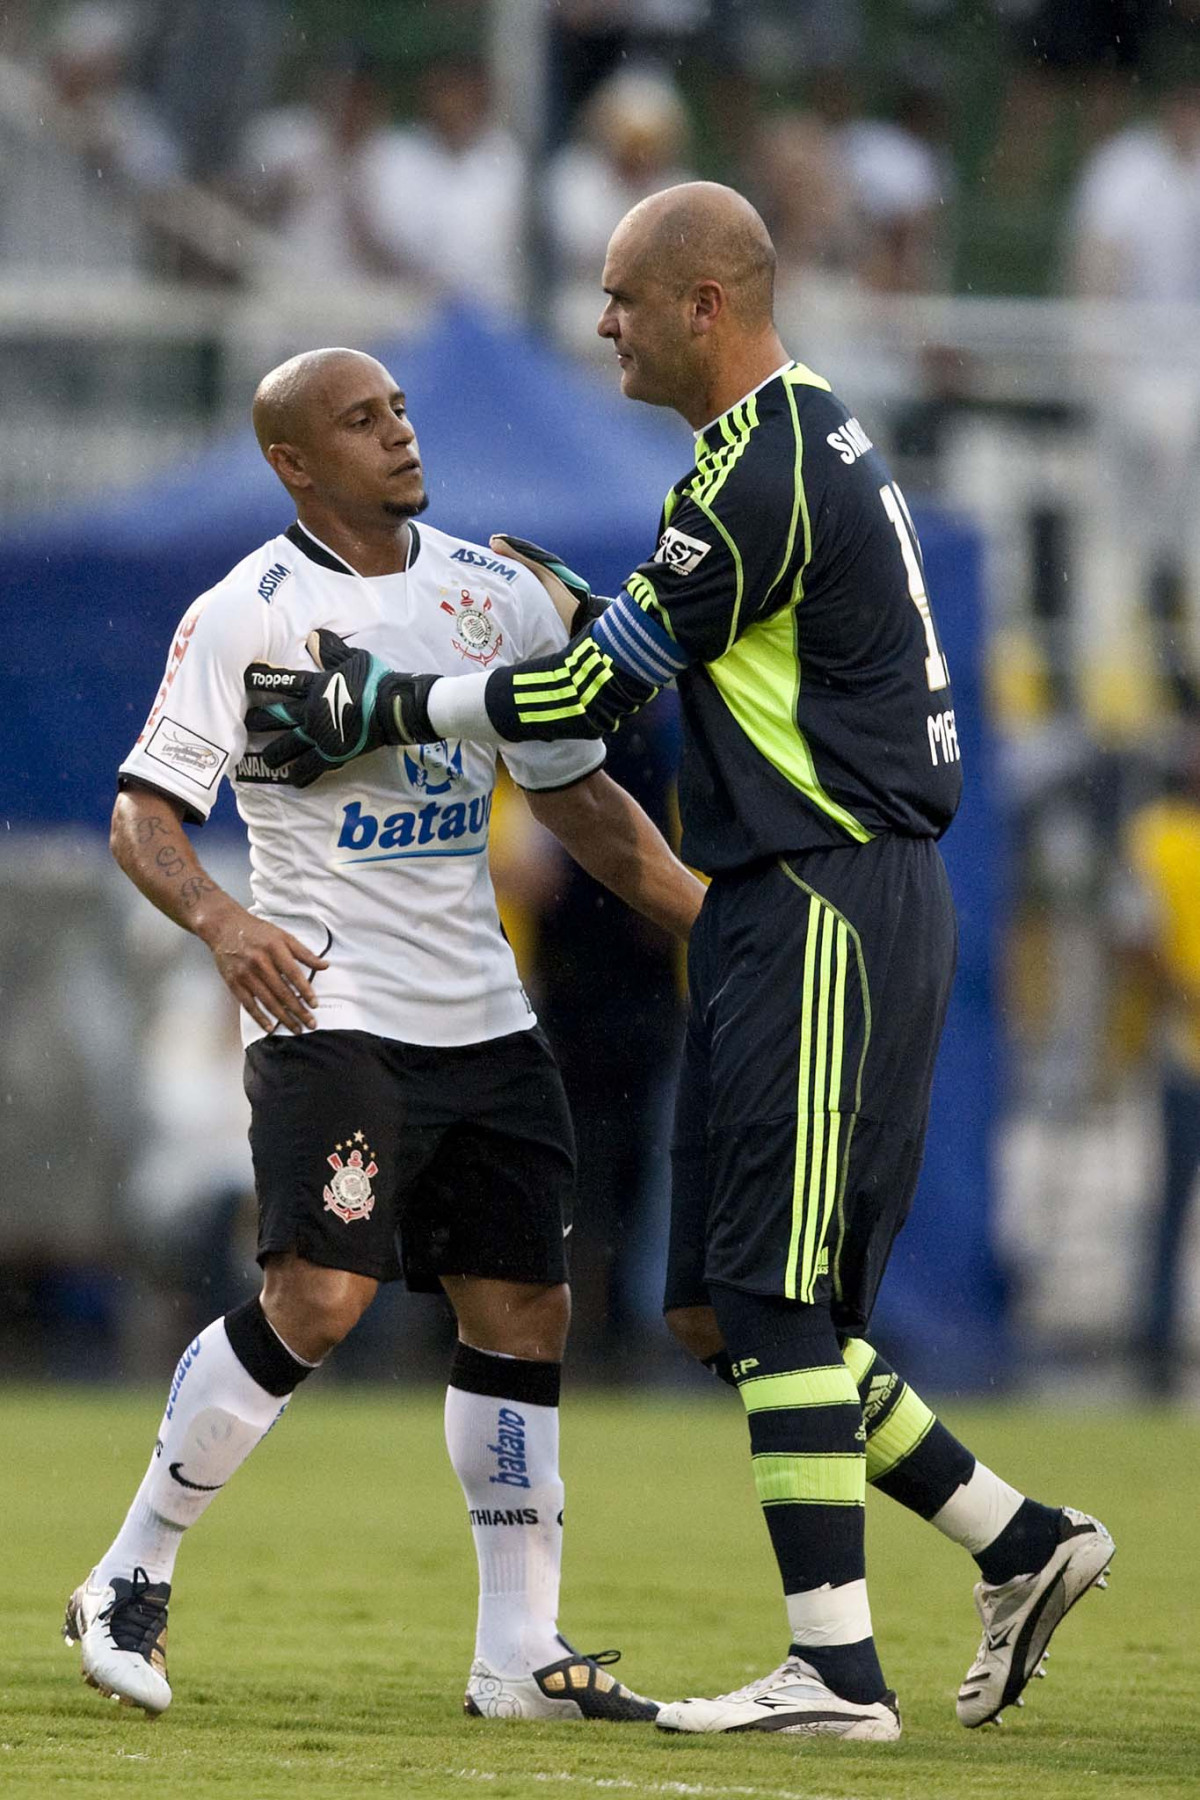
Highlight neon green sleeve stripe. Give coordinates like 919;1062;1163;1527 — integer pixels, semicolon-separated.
512;646;604;689
514;671;614;720
690;399;757;513
511;640;613;721
515;682;587;706
575;665;614;709
739;1365;860;1413
626;570;671;635
753;1452;865;1507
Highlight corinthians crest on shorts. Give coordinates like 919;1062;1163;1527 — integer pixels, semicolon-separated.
323;1134;379;1223
441;589;504;666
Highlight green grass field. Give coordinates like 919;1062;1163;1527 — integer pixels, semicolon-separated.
2;1386;1197;1799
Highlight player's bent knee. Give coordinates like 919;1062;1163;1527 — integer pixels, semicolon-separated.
261;1253;377;1361
665;1304;725;1363
446;1276;570;1362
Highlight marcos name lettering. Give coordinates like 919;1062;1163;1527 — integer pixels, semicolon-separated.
450;547;517;582
927;708;960;767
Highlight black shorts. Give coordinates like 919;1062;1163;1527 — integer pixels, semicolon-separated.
244;1026;575;1290
665;836;957;1335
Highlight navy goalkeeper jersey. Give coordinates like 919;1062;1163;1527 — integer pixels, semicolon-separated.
485;361;963;874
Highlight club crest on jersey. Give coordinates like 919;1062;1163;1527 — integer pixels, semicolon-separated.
323;1134;379;1224
440;589;503;666
403;738;464;795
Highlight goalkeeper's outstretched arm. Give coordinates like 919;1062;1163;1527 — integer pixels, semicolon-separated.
428;591;685;746
244;593;686;772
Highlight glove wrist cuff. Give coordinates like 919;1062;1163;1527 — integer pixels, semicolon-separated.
379;672;438;745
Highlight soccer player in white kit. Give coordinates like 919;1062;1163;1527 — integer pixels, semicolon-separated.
64;347;704;1721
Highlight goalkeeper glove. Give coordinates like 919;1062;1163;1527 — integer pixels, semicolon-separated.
245;628;438;788
489;534;610;637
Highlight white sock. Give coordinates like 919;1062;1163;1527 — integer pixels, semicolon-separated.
97;1317;290;1587
930;1460;1024;1557
444;1360;565;1677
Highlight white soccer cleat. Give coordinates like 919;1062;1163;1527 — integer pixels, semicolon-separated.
655;1655;901;1739
957;1507;1114;1727
63;1567;172;1717
464;1644;660;1722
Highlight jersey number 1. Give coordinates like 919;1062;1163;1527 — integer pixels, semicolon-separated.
879;483;949;692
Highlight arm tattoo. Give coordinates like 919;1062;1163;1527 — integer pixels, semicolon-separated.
134;814;169;845
154;843;187;879
179;875;217;909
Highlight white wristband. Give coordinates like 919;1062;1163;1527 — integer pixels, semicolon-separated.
426;671;503;745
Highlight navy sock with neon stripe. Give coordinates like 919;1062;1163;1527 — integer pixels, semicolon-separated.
710;1284;887;1706
841;1336;973;1516
841;1338;1062;1583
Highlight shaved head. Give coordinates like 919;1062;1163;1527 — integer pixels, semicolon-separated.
250;345;427;551
251;347;389;455
614;182;777;325
597;182;786;426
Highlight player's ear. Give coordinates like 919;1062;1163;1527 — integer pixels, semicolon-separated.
266;441;312;491
690;280;724;335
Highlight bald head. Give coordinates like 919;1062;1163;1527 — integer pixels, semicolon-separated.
251;347;389;455
250;345;427;540
597;182;787;426
614;182;777;325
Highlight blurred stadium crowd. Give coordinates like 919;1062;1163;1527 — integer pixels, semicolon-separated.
2;0;1200;1395
6;0;1200;301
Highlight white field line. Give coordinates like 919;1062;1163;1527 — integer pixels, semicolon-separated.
443;1768;880;1800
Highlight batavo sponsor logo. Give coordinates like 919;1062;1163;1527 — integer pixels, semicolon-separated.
469;1506;539;1526
450;547;518;582
165;1336;203;1422
488;1405;530;1488
333;793;492;863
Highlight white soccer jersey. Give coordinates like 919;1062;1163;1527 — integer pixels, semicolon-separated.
119;520;604;1048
